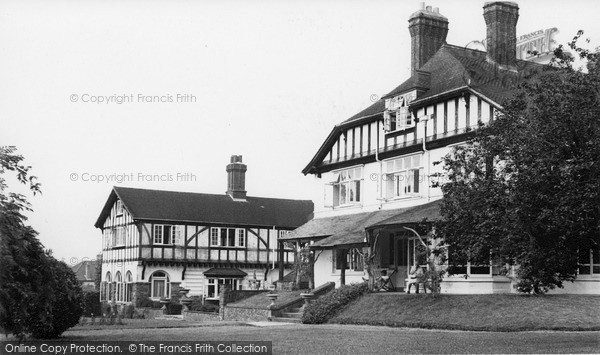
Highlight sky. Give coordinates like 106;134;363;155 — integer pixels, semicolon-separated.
1;0;599;266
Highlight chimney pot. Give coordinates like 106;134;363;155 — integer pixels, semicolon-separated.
420;2;425;10
426;5;432;11
434;7;439;13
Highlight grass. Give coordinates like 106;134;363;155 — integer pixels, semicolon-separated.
331;293;600;331
226;290;305;309
69;318;246;331
51;324;600;354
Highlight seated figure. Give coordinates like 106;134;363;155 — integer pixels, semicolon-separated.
406;264;425;294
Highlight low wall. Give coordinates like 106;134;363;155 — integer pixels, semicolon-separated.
135;307;164;319
224;290;269;304
222;307;271;322
183;310;220;322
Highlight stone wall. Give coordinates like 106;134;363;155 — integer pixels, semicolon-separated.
182;311;220;322
222;307;271;322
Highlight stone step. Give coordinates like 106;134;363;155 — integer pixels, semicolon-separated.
280;312;302;318
271;317;301;324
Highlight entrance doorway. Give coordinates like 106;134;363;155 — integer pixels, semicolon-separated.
388;232;420;290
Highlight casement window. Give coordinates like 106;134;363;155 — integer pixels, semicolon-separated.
384;93;414;133
333;248;364;272
125;271;133;303
150;271;170;299
384;107;413;132
578;246;600;276
206;278;241;299
209;227;246;247
279;230;290;239
238;229;246;247
116;200;124;216
105;272;113;301
385;155;423;199
115;272;123;302
153;225;181;245
324;167;363;208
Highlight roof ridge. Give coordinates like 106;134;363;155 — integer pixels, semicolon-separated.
113;186;311;202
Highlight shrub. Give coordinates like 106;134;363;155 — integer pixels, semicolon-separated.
82;291;102;317
302;282;368;324
167;303;183;315
28;258;83;339
123;304;135;319
138;297;154;308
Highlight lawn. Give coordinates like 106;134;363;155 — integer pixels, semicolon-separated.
69;318;246;331
54;324;600;354
331;293;600;331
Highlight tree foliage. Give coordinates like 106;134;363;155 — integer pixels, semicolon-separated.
436;34;600;293
0;146;83;338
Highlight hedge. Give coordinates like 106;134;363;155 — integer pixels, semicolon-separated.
302;282;369;324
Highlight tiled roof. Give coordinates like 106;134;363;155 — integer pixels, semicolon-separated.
384;44;542;105
302;44;543;176
70;260;98;282
341;99;386;125
95;187;314;229
282;200;441;249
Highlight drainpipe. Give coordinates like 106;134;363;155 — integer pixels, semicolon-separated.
375;118;383;209
421;114;431;202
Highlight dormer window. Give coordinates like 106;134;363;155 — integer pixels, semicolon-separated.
385;107;414;132
384;93;415;132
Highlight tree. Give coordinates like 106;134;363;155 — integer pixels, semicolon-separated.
436;34;600;294
0;146;82;338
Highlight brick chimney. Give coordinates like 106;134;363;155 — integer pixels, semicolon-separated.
226;155;247;200
408;3;449;76
483;2;519;69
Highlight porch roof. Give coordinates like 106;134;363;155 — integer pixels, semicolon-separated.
283;200;441;249
366;199;442;229
203;268;248;278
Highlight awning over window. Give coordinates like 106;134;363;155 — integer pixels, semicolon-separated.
203;268;248;278
282;200;442;250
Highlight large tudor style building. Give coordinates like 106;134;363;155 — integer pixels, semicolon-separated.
95;156;313;306
282;2;599;294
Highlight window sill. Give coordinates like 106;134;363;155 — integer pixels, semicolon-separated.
331;203;362;210
385;195;422;202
